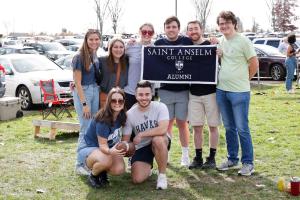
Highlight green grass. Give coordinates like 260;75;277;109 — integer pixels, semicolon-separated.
0;83;299;200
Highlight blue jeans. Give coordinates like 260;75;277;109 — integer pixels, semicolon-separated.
73;84;99;164
216;89;253;164
285;57;297;91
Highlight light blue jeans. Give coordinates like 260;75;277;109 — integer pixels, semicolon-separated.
216;89;253;165
285;56;297;91
73;84;99;165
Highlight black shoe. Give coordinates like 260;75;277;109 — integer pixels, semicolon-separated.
202;157;216;169
88;173;102;188
188;157;203;169
99;171;109;185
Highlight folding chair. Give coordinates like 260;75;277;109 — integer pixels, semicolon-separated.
39;79;72;120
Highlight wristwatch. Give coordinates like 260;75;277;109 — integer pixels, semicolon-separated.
82;101;87;106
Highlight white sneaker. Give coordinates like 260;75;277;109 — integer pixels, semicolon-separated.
156;174;167;190
180;155;190;167
75;166;90;176
288;89;295;94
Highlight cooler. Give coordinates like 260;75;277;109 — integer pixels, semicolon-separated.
0;96;21;121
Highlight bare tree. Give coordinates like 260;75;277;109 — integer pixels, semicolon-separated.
265;0;298;32
273;0;298;32
3;21;11;36
94;0;110;35
264;0;276;30
251;18;260;33
108;0;124;34
190;0;213;32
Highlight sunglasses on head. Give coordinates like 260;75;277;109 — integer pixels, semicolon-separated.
111;98;124;105
88;29;100;33
141;30;154;36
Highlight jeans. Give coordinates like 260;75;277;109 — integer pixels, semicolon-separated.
285;56;297;91
73;84;99;165
216;89;253;164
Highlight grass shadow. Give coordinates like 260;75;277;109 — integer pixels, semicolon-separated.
84;170;200;200
271;96;300;101
251;83;279;91
167;163;290;199
34;131;78;145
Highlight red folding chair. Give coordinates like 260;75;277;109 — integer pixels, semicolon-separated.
39;79;72;119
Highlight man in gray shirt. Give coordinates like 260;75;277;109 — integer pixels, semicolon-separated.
123;80;170;190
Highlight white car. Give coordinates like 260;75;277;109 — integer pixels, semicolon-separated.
55;48;108;70
0;54;73;110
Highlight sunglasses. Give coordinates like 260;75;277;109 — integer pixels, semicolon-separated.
141;30;154;36
111;98;124;105
87;29;100;33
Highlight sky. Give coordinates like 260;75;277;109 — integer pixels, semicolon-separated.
0;0;300;35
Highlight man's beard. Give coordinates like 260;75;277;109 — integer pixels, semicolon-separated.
138;100;151;108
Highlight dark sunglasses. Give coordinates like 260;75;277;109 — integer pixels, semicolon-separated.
88;29;100;33
141;30;154;36
111;98;124;105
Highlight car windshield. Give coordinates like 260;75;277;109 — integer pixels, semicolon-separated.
55;55;73;70
256;45;283;56
11;56;61;73
19;48;39;54
43;42;67;51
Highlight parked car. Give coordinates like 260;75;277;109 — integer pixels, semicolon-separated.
0;54;73;110
25;42;73;60
0;64;5;97
55;38;83;47
0;46;39;55
254;44;299;81
55;54;75;70
55;48;108;70
253;37;300;50
252;37;283;49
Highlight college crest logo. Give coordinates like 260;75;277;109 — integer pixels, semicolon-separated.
175;60;184;71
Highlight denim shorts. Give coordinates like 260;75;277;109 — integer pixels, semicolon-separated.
77;139;98;169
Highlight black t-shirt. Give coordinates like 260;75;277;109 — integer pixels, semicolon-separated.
154;35;193;91
189;40;216;96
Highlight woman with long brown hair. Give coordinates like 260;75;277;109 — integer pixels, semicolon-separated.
77;87;127;188
72;29;102;175
99;38;128;107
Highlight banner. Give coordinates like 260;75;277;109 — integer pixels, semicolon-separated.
141;45;218;84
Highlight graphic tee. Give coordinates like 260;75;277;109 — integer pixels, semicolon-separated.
84;118;122;148
123;101;169;150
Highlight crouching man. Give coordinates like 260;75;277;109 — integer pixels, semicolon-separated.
122;80;171;190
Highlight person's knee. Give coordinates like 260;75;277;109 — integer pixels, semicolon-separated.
94;156;113;169
152;136;166;149
131;174;147;184
109;164;125;175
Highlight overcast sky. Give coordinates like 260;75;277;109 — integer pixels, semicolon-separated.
0;0;299;35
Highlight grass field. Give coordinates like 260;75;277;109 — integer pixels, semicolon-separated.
0;83;299;200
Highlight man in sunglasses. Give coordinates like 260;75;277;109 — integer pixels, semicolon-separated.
122;80;170;190
154;16;193;167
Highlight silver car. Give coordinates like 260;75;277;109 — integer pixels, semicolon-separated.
0;54;73;110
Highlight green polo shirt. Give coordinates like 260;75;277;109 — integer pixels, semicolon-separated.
217;33;256;92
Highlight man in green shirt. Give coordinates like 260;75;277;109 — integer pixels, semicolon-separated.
215;11;258;176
